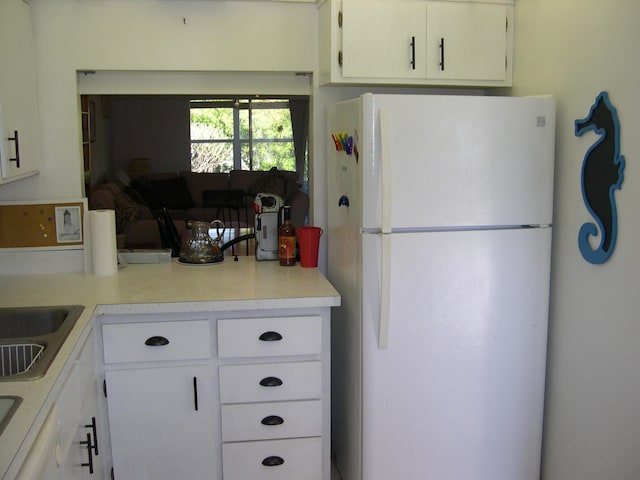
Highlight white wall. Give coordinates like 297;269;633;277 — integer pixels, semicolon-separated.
510;1;640;479
0;0;318;202
109;96;191;174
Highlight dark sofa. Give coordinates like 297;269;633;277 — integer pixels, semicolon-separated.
89;168;309;248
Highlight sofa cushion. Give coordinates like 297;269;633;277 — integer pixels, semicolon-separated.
202;189;245;208
229;170;264;192
130;176;163;210
180;171;230;206
248;167;300;199
151;176;196;209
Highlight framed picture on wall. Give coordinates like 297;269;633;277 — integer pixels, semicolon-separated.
55;206;82;243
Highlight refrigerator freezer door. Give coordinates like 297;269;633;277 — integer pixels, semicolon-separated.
327;95;366;480
361;227;551;480
360;94;556;230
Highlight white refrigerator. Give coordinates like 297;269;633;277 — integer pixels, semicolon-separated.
326;93;556;480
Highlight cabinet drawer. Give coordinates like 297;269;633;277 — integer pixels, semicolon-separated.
102;320;210;364
219;361;322;403
222;437;322;480
221;400;322;442
217;316;322;358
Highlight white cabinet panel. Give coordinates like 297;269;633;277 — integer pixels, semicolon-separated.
426;2;508;81
219;361;322;403
342;0;426;79
222;437;322;480
105;365;218;480
102;319;211;363
221;400;322;442
218;316;322;358
0;0;40;184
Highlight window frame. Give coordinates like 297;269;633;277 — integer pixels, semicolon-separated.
190;96;302;173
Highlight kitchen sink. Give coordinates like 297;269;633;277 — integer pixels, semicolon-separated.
0;305;84;381
0;396;21;435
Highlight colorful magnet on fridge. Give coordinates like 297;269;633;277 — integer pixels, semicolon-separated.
338;195;350;207
345;136;353;155
332;133;342;151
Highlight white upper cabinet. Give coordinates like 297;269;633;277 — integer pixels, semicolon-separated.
425;2;509;82
0;0;40;184
341;1;427;79
319;0;514;87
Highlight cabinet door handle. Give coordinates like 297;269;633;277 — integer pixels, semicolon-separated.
193;376;199;411
84;417;99;455
259;376;283;387
259;331;283;342
439;37;445;70
410;36;416;70
261;456;285;467
80;432;94;474
261;415;285;426
144;335;170;346
8;130;20;168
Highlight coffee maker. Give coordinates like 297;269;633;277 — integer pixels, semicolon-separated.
253;193;284;261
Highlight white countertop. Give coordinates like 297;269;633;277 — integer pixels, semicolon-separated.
0;258;340;478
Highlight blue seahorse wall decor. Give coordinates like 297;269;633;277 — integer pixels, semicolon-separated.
575;91;625;264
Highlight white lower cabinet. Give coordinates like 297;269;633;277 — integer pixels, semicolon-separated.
105;365;217;480
60;384;102;480
14;329;103;480
221;400;322;442
98;309;331;480
59;331;103;479
218;315;327;480
222;437;322;480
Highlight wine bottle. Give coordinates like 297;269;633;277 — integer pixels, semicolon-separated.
278;206;296;266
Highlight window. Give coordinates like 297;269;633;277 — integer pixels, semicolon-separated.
190;97;308;184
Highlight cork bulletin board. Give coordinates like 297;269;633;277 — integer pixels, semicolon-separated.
0;200;86;248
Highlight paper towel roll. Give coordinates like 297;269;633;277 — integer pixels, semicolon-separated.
89;209;118;276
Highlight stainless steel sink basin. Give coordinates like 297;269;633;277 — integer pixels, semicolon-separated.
0;396;21;434
0;305;84;381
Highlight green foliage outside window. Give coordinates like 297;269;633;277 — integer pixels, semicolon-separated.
190;99;297;173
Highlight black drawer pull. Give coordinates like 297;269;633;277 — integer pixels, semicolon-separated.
259;376;283;387
262;456;285;467
259;331;283;342
84;417;99;455
80;432;94;474
145;336;170;346
261;415;285;426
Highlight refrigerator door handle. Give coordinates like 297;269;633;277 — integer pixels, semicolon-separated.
379;233;391;349
379;108;392;234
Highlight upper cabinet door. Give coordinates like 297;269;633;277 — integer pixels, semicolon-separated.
426;2;509;82
341;0;427;79
0;0;40;184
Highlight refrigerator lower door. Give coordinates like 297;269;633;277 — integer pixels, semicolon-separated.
361;227;551;480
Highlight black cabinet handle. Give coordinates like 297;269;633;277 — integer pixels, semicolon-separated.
262;456;285;467
145;336;169;346
439;37;445;71
193;377;199;411
85;417;99;455
259;331;283;342
410;36;416;70
80;432;94;474
261;415;285;426
8;130;20;168
259;376;283;387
